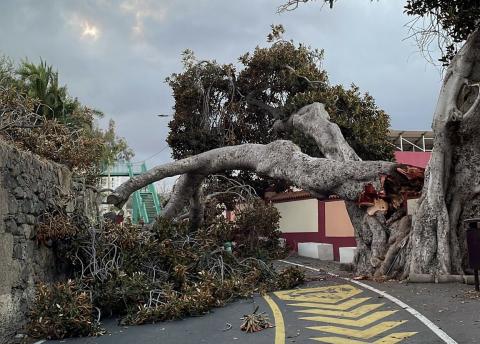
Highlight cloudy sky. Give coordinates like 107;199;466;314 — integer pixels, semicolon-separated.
0;0;442;175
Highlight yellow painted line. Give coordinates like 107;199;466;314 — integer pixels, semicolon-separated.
295;303;384;318
275;284;362;303
307;320;407;339
287;297;371;310
300;310;398;327
373;332;418;343
311;332;418;344
277;284;360;295
263;295;285;344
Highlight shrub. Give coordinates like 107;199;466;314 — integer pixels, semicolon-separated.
35;212;79;244
233;200;287;259
28;280;101;340
276;266;305;290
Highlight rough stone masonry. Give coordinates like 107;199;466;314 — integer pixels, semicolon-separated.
0;139;93;343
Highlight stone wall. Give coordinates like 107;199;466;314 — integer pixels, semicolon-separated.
0;140;85;343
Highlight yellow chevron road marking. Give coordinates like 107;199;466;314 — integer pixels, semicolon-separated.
300;310;398;327
310;332;417;343
277;284;359;295
307;320;407;339
287;297;371;310
275;284;362;304
277;284;417;343
295;303;384;318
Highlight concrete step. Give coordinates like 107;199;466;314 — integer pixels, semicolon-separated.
298;242;333;260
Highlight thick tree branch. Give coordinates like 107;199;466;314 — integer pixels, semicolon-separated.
275;102;361;161
188;178;205;229
162;173;205;219
433;30;480;126
107;140;395;208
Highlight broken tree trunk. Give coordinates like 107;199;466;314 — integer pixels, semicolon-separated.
108;29;480;279
107;104;422;279
275;102;422;278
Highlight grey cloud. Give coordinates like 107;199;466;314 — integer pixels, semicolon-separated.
0;0;441;171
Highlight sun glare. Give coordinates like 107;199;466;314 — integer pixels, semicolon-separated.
81;22;99;40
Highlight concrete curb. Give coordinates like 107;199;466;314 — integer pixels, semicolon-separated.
408;273;472;284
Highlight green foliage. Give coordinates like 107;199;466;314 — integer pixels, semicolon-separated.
166;28;393;202
27;280;102;340
167;27;393;173
28;199;302;336
99;119;135;166
36;212;79;244
233;200;286;259
15;59;100;127
276;266;305;289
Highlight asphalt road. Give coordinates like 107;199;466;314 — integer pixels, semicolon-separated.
45;298;274;344
44;259;480;344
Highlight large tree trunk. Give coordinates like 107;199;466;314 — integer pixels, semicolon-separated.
408;30;480;277
352;30;480;278
108;30;480;279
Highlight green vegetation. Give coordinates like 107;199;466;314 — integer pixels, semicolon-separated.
404;0;480;64
0;55;133;175
167;26;393;162
27;280;103;340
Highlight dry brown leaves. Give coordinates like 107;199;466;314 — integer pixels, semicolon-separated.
36;212;78;244
28;280;103;339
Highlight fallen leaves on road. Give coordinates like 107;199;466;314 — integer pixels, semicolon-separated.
240;305;274;333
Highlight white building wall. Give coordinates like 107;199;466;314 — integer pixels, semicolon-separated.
274;199;318;233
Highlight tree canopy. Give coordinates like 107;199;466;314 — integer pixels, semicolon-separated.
405;1;480;64
167;27;393;165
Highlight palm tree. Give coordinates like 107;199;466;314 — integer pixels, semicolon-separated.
16;59;68;120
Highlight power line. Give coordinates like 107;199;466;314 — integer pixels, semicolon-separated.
130;145;169;165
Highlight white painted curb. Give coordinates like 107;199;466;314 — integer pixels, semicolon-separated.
278;259;458;344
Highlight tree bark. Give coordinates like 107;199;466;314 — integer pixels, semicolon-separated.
107;104;416;278
162;173;205;219
108;140;396;208
274;102;361;161
409;30;480;276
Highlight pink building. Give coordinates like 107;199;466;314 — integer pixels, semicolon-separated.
388;129;433;169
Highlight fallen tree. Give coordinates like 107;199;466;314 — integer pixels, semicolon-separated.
108;28;480;279
28;198;303;339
